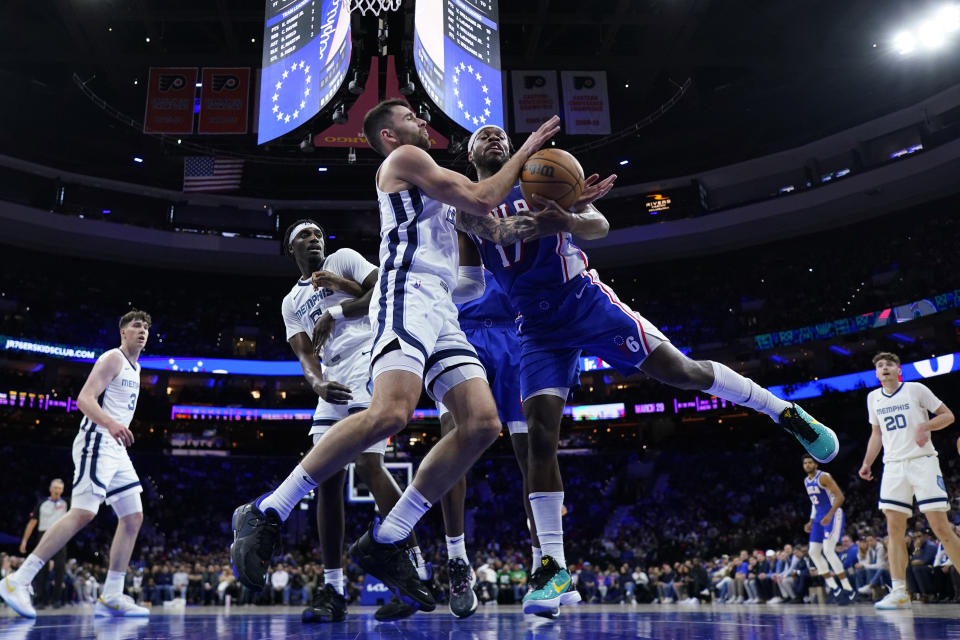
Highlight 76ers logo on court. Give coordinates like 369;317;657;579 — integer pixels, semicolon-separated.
615;335;641;354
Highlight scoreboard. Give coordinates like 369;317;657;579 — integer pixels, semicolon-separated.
413;0;505;133
257;0;352;144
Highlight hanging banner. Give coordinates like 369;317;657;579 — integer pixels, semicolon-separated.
511;71;559;133
198;67;250;134
313;55;448;149
143;67;198;134
560;70;610;135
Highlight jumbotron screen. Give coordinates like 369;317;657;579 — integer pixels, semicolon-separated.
257;0;352;144
413;0;505;133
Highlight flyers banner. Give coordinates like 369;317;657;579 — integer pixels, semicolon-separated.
511;71;559;133
560;70;611;135
198;67;250;134
143;67;198;134
313;55;448;149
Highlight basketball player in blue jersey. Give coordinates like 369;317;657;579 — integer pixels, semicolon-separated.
280;219;429;623
230;101;560;612
434;270;537;619
1;311;152;619
456;124;840;616
801;454;855;605
859;351;960;609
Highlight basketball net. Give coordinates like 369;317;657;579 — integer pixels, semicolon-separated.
351;0;402;15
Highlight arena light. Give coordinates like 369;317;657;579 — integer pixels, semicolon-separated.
937;5;960;33
918;21;948;50
893;30;917;54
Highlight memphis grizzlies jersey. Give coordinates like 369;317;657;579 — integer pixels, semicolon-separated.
457;268;517;327
281;248;378;367
376;177;459;291
80;348;140;432
472;184;589;310
867;381;944;463
805;471;837;520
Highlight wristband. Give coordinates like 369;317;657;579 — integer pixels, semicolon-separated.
327;305;344;321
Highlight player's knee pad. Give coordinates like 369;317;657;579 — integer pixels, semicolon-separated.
112;492;143;518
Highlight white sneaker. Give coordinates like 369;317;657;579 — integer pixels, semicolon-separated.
95;594;150;617
857;584;874;595
0;576;36;619
874;590;911;610
767;597;783;604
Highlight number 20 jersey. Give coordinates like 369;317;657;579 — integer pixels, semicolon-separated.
867;381;944;463
470;183;588;311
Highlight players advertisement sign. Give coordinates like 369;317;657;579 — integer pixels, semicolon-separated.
143;67;198;134
511;70;559;133
560;70;611;135
198;68;250;134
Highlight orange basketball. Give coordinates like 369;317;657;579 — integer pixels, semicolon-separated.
520;148;585;211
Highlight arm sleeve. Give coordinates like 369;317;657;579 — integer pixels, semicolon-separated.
451;266;485;304
281;295;305;341
330;248;378;286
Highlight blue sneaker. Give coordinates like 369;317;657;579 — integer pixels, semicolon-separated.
779;404;838;463
832;586;851;606
522;557;581;616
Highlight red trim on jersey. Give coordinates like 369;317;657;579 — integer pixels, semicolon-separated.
555;233;569;281
586;270;651;354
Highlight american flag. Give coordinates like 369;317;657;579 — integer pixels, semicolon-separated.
182;156;244;192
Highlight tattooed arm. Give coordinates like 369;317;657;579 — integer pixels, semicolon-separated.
455;210;540;245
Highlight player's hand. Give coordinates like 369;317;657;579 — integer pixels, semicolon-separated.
313;380;352;404
311;270;347;292
858;464;873;481
571;173;617;212
803;521;812;533
526;194;574;235
312;312;335;353
108;422;135;447
915;424;931;447
517;115;561;159
820;513;833;526
19;541;26;554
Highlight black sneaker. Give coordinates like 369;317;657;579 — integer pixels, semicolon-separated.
779;404;838;463
447;558;478;619
348;521;436;612
302;584;346;623
229;500;281;591
374;595;417;621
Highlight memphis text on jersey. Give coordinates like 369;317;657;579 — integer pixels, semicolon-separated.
876;403;910;416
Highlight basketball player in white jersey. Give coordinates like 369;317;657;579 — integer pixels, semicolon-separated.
230;102;559;611
1;310;151;619
280;219;428;622
859;351;960;609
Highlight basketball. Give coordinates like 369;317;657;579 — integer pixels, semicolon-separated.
520;148;585;211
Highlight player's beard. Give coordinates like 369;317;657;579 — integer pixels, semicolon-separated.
400;128;431;151
474;149;508;177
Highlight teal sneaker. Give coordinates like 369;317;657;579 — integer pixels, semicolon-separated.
521;557;581;616
779;404;838;463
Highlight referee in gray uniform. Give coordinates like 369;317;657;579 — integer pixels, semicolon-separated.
20;479;69;607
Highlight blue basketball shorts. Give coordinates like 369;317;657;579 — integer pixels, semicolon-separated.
516;270;669;400
809;508;845;545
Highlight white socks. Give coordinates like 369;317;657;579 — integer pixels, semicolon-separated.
824;576;838;590
258;464;318;521
532;547;543;569
324;569;345;596
13;554;45;585
447;534;468;563
103;570;126;598
529;492;566;569
707;361;790;421
840;576;853;591
892;578;906;593
375;485;431;544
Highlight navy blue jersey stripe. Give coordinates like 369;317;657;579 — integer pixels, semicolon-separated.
389;189;427;359
879;498;912;509
89;433;106;489
916;497;949;505
424;348;481;373
74;428;94;485
105;481;141;498
311;419;338;427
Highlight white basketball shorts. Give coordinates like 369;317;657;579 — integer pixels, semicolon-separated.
71;426;142;511
879;454;950;514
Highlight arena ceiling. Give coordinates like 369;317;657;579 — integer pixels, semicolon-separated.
1;0;959;199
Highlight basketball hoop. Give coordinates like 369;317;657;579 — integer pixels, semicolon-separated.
351;0;402;15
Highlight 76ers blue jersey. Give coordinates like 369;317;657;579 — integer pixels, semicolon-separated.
805;471;837;520
457;269;516;328
472;184;589;311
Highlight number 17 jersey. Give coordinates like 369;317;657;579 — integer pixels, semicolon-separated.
867;381;944;463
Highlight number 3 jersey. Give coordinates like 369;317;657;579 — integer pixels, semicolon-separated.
80;348;141;432
281;248;379;368
867;381;944;463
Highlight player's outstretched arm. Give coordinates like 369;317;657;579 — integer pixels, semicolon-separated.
527;196;611;240
454;209;538;245
288;332;352;405
389;116;560;215
77;351;134;447
858;422;883;481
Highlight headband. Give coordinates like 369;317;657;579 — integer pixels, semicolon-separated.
467;125;508;155
287;222;323;248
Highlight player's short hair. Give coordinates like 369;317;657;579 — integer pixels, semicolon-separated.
801;454;817;464
872;351;900;366
50;478;64;487
363;98;409;156
119;309;151;329
282;218;324;255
